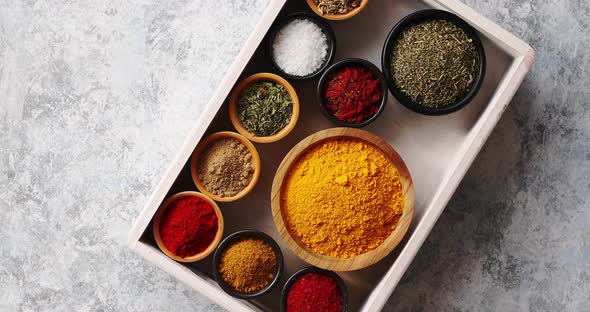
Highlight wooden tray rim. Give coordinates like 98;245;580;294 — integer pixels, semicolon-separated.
128;0;535;311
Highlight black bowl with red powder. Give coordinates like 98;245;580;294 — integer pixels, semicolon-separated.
317;58;388;128
281;267;348;312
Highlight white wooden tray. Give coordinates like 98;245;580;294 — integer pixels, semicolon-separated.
128;0;534;311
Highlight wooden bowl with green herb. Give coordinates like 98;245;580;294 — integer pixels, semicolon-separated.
229;73;300;143
381;9;486;115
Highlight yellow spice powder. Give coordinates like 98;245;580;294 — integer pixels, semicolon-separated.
218;238;277;293
281;138;404;258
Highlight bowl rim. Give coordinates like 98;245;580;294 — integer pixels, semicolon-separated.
212;229;285;299
317;58;388;128
381;9;487;116
267;12;337;80
270;128;415;271
280;266;349;312
191;131;261;202
306;0;369;21
229;73;300;143
153;191;224;263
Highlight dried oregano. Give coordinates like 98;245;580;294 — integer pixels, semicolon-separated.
391;19;478;108
238;81;292;137
314;0;361;15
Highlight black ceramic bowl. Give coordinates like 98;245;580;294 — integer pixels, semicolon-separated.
381;9;486;115
280;267;349;312
267;12;336;80
212;230;284;299
317;58;388;128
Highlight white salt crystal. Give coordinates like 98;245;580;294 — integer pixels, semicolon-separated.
272;19;329;77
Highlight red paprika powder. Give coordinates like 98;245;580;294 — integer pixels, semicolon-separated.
160;196;218;258
286;272;343;312
324;65;382;124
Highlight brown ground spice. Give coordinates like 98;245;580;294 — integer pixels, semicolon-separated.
198;138;254;198
218;238;277;293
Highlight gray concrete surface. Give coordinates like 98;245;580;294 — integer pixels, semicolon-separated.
1;0;588;311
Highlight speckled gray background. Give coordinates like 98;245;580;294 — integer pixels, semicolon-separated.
0;0;588;311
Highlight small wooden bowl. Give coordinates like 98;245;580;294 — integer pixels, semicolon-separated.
191;131;261;202
306;0;369;21
153;191;224;263
212;230;284;299
229;73;300;143
271;128;415;271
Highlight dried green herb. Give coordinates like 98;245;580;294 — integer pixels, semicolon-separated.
238;81;292;137
314;0;361;15
391;19;478;108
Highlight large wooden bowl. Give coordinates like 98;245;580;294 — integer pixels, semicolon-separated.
271;128;414;271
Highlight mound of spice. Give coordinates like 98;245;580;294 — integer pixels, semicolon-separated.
391;19;478;108
324;65;382;123
282;138;404;258
287;273;343;312
272;18;329;77
314;0;361;15
238;81;293;137
218;237;277;293
160;196;218;258
198;138;254;198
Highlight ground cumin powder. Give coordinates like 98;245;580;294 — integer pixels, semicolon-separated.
198;138;254;198
281;138;404;258
218;238;277;293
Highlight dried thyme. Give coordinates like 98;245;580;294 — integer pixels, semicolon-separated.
391;19;478;108
314;0;361;15
237;81;292;137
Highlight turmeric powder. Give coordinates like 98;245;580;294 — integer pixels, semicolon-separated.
282;138;404;258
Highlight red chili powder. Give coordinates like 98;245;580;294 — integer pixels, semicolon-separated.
159;196;218;258
324;65;382;124
287;272;343;312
